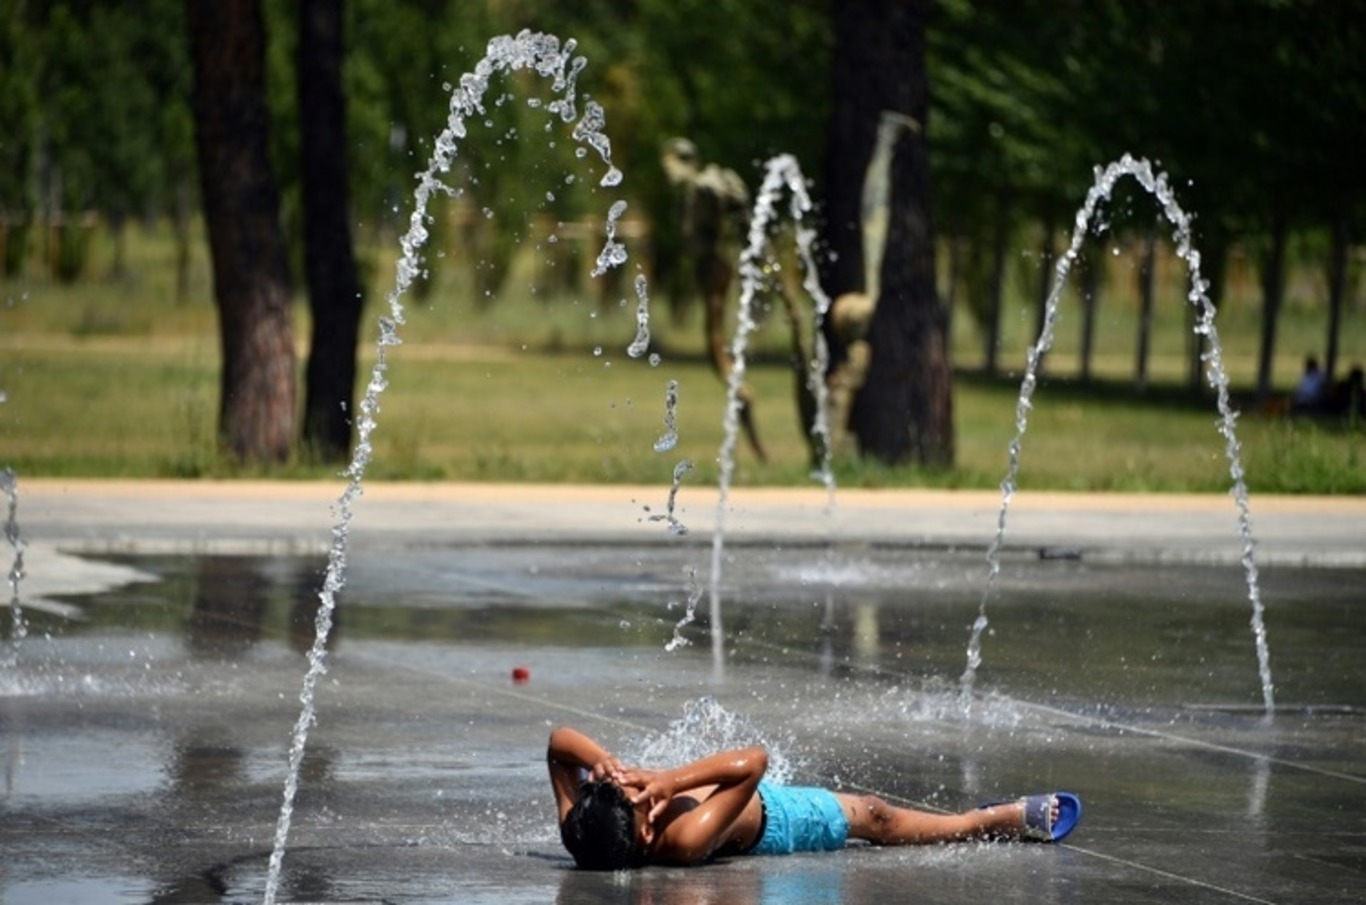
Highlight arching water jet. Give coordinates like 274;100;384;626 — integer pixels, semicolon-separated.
958;154;1274;719
263;30;649;905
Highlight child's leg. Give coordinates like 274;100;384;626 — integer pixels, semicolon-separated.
834;793;1050;845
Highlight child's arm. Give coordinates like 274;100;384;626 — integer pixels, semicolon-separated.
622;745;768;865
546;726;626;822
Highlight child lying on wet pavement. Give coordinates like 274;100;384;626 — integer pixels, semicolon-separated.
548;725;1081;869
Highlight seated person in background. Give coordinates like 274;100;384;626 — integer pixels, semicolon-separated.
547;725;1081;869
1292;355;1327;413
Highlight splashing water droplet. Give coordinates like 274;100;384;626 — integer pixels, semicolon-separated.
653;380;680;453
626;274;652;358
664;567;704;652
647;457;693;536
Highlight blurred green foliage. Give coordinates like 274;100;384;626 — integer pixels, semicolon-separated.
4;0;1361;291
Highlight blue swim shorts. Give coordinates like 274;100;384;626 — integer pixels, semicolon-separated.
750;781;849;855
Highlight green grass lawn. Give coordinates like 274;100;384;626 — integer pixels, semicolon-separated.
0;221;1362;493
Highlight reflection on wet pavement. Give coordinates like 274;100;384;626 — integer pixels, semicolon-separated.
3;546;1364;903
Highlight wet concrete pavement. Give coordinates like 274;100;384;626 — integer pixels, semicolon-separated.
3;480;1365;904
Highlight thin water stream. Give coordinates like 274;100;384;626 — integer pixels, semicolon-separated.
2;467;26;665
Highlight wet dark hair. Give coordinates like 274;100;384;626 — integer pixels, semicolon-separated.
560;781;642;870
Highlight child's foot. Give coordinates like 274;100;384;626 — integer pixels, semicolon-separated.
1015;792;1081;842
979;792;1081;842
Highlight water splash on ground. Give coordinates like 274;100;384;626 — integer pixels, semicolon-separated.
627;697;798;785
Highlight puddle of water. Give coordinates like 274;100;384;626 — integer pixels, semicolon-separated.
15;547;1365;710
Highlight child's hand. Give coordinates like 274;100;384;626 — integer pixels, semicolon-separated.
589;756;628;784
620;769;673;824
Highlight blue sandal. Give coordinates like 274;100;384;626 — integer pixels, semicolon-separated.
981;792;1082;842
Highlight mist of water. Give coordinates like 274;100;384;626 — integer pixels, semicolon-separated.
957;154;1274;718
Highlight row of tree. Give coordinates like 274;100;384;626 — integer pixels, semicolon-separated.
930;0;1365;397
3;0;1362;466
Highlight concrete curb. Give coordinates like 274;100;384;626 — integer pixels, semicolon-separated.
12;478;1366;568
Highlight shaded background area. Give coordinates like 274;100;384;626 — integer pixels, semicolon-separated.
2;1;1362;483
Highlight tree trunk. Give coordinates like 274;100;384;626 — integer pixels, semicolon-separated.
851;120;953;464
109;212;128;280
1032;216;1056;378
173;177;193;305
944;234;963;314
1078;237;1103;384
1324;214;1349;383
1255;214;1288;401
981;196;1009;375
1134;226;1157;391
818;0;883;379
837;0;952;466
298;0;363;461
185;0;295;463
821;6;880;302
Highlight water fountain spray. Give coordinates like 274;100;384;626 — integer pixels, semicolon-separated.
958;154;1274;718
707;154;834;675
1;467;27;664
262;30;647;904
